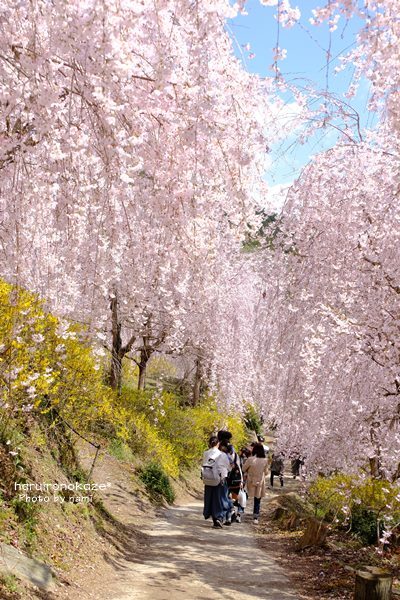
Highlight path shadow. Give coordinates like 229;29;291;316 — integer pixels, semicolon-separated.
109;502;299;600
90;497;150;570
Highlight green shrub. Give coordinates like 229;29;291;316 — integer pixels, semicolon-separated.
139;463;175;504
351;507;380;545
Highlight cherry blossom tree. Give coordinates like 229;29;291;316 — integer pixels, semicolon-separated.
254;141;400;479
231;0;400;479
0;0;273;393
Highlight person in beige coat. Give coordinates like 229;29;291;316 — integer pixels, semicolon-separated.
242;443;269;523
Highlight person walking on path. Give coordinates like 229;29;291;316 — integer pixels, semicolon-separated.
257;435;270;456
202;438;233;528
226;443;245;523
242;442;269;524
202;435;220;475
217;429;232;445
291;457;301;479
239;446;251;469
270;453;284;487
290;455;305;480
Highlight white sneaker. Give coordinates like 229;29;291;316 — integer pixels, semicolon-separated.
236;514;241;524
253;518;259;524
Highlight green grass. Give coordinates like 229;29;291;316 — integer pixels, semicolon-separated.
108;438;134;462
0;573;19;594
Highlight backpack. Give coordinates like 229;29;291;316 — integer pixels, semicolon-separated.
227;453;242;490
201;450;221;486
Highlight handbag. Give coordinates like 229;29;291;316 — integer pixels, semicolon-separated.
238;488;247;508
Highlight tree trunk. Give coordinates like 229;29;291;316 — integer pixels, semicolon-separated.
109;353;122;392
391;461;400;482
369;423;383;479
192;358;203;406
354;567;392;599
136;326;165;390
108;295;123;392
107;294;137;393
297;517;328;550
369;456;381;479
138;347;151;390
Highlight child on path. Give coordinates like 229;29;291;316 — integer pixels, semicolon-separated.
217;431;245;524
227;444;244;523
242;442;269;524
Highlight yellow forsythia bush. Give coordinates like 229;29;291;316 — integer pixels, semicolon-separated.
116;388;247;473
0;280;112;436
308;473;400;531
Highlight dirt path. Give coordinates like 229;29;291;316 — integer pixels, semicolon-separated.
94;499;298;600
55;448;300;600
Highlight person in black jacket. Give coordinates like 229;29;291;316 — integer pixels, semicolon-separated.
270;453;284;487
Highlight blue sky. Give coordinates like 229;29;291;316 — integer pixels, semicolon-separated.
227;0;376;189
